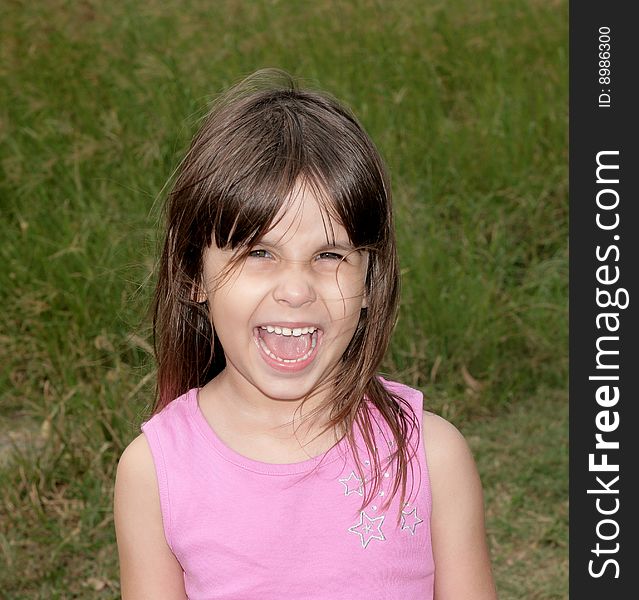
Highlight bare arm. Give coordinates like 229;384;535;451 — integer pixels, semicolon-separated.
114;433;188;600
423;412;498;600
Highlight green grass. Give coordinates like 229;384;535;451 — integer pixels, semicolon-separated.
470;388;568;599
0;0;567;597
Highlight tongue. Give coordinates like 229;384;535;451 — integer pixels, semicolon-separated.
261;331;311;359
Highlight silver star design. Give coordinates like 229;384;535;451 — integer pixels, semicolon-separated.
348;511;386;548
339;471;364;496
400;507;423;535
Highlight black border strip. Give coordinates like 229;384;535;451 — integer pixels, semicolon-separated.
570;2;638;597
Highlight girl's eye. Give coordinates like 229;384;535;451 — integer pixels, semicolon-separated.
249;249;272;259
317;252;344;261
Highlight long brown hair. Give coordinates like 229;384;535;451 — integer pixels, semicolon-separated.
152;69;419;523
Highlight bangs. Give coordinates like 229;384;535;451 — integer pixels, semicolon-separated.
175;86;389;256
218;175;348;253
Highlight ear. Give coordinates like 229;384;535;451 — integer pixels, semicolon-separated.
361;290;368;309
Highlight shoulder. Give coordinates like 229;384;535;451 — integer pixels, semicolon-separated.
115;433;156;490
143;391;195;429
421;411;475;474
378;378;468;467
378;376;424;414
114;433;187;598
421;411;498;598
114;434;160;536
421;411;483;512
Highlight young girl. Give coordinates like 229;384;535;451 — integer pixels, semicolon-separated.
114;69;497;600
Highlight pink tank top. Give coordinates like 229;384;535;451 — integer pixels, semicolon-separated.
141;378;435;599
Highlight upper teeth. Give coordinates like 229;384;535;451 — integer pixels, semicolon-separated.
261;325;317;337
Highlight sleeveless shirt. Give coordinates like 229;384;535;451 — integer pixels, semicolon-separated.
141;378;435;599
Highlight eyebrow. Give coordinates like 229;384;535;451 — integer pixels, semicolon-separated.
323;242;358;252
256;237;356;251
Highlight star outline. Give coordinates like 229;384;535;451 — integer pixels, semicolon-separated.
348;510;386;548
400;506;424;535
339;470;364;496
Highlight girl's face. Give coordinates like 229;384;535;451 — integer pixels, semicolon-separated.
201;186;368;404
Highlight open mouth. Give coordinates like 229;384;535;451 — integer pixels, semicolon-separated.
254;325;321;367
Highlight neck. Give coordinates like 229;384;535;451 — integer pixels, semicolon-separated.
200;369;338;443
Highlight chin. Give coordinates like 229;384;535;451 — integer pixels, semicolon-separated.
257;380;318;403
253;368;333;403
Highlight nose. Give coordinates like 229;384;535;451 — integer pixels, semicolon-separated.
272;261;317;308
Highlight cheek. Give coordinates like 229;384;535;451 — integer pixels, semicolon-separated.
322;277;367;320
336;264;368;301
209;277;272;330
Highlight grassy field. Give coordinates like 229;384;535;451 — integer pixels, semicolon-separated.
0;0;567;597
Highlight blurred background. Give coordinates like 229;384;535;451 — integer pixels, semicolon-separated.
0;0;567;597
